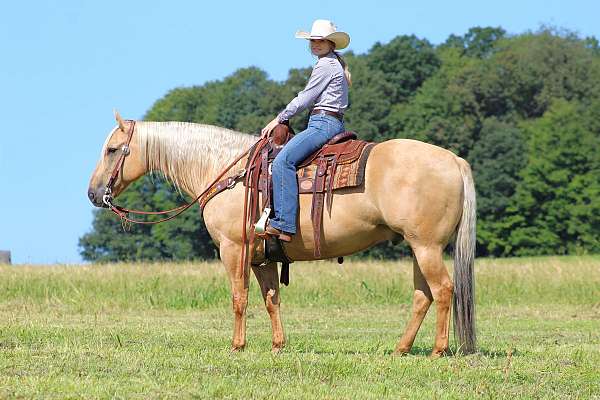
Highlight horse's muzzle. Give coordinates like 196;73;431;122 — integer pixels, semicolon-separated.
88;188;108;208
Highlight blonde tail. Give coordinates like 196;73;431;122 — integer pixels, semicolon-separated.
453;157;477;354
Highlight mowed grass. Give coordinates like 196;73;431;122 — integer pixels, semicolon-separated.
0;256;598;399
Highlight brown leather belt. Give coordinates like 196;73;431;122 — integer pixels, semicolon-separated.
311;109;344;121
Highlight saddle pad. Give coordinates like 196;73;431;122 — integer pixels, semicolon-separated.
297;142;376;194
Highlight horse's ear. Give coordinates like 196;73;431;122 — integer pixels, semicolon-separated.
113;109;127;132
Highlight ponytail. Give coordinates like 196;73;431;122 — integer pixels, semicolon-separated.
334;51;352;87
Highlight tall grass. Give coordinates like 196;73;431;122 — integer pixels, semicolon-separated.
0;255;598;312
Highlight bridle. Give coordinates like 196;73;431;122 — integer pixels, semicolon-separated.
102;120;136;209
101;119;250;225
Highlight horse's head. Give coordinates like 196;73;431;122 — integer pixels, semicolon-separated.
87;111;146;207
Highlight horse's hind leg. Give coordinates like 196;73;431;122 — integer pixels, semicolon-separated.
251;262;285;352
394;258;433;355
411;245;453;357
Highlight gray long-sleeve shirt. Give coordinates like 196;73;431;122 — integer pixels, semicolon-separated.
277;52;348;123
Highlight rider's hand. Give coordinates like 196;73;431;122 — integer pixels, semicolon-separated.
261;117;280;139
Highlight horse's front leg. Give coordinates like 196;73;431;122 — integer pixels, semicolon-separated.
220;240;249;351
252;261;285;352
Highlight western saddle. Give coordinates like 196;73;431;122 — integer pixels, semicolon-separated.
240;123;375;284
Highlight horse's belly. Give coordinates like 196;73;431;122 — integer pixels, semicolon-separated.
283;190;395;261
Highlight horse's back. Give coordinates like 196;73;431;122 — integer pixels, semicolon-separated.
366;138;464;189
371;138;462;169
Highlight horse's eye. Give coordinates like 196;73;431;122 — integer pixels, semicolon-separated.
107;147;118;154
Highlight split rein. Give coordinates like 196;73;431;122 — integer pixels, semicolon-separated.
102;120;265;225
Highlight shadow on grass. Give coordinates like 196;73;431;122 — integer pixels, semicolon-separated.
476;348;523;358
382;345;432;356
384;346;523;358
294;345;433;356
305;345;523;357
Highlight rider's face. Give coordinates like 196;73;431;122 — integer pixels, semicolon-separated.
310;39;334;56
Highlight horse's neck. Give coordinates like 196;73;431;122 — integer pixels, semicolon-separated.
137;121;255;196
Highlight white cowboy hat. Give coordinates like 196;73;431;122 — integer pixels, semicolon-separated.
295;19;350;50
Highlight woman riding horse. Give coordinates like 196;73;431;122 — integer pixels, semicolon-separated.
88;21;476;354
260;19;351;242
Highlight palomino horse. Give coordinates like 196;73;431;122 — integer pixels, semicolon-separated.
87;113;477;356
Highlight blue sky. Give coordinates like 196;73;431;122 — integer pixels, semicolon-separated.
1;0;598;264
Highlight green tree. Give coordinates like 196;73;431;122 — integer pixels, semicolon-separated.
442;26;506;58
467;28;600;119
367;35;440;104
470;118;527;256
504;100;600;255
343;52;397;141
386;47;480;155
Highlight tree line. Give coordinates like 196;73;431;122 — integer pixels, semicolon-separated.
80;27;600;262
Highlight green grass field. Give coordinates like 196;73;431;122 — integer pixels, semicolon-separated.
0;256;598;399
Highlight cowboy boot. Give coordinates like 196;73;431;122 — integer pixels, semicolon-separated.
263;224;293;242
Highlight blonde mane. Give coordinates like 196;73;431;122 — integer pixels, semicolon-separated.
134;121;256;195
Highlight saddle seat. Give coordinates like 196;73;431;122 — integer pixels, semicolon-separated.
328;131;358;144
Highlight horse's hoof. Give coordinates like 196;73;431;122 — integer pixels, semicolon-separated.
231;345;246;352
393;345;411;356
430;349;448;358
271;340;285;354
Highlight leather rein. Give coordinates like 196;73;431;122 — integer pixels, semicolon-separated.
102;120;251;225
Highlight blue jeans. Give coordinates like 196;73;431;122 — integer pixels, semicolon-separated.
270;114;345;234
